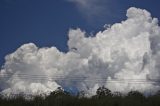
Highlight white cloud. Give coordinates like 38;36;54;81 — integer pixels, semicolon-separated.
1;7;160;96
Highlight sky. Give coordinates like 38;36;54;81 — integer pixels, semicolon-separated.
1;0;160;96
0;0;160;66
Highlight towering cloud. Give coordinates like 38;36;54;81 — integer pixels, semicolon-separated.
1;7;160;96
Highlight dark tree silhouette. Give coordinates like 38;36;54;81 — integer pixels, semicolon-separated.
1;87;160;106
96;86;112;98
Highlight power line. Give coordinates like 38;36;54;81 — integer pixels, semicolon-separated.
1;73;160;84
1;73;160;80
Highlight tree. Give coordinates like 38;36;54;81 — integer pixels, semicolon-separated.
127;91;144;97
96;86;112;98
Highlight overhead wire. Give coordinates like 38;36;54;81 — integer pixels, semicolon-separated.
1;73;160;84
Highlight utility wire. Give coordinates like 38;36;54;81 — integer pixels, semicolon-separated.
1;73;160;84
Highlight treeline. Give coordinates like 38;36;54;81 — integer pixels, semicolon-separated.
0;86;160;106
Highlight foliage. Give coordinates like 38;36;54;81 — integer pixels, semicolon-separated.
1;87;160;106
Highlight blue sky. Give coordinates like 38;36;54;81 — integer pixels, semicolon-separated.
0;0;160;66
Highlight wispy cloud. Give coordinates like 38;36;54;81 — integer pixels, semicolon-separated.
67;0;109;20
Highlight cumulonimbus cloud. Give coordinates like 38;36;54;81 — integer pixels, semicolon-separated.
1;7;160;96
